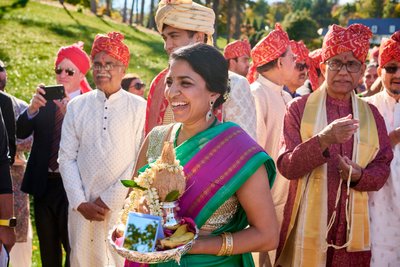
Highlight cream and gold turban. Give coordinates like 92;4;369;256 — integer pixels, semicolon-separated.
155;0;215;45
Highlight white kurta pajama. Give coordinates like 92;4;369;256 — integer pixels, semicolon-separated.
365;90;400;267
223;71;257;140
59;89;146;267
251;75;292;263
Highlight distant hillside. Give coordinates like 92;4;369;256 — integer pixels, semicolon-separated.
0;0;168;101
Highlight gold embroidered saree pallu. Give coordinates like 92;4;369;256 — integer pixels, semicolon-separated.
276;87;379;267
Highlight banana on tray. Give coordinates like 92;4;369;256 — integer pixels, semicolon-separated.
159;223;195;249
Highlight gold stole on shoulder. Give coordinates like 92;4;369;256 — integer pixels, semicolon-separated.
276;86;379;267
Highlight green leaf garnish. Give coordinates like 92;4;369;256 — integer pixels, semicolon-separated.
120;180;146;190
164;190;180;202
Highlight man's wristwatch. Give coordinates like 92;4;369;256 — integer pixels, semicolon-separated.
0;217;17;227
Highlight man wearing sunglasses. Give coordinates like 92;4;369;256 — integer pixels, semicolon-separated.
284;40;310;98
365;31;400;267
276;24;393;267
121;73;145;98
16;42;91;267
58;32;146;267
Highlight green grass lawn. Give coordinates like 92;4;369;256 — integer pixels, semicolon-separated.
0;0;168;102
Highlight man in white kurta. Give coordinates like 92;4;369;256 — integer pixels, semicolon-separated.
224;71;257;139
248;24;295;267
365;31;400;267
59;32;146;267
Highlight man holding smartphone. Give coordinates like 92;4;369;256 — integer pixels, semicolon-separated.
16;42;91;267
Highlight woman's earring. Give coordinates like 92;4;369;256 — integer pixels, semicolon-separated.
206;100;214;122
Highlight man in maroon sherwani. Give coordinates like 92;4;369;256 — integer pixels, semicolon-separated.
275;24;393;267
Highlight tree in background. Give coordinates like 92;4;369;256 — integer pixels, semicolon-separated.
310;0;337;28
358;0;384;18
282;9;319;45
147;0;155;29
383;0;400;18
332;2;357;26
122;0;128;22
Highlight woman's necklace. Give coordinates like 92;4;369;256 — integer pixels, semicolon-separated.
174;117;218;147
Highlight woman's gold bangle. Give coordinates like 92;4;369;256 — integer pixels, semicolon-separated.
216;233;227;256
216;232;234;256
225;232;234;256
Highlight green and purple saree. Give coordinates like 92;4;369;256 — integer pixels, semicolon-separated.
144;122;276;267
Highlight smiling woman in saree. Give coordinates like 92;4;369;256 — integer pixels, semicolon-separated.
129;43;279;267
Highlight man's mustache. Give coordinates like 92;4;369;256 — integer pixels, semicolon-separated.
96;73;111;79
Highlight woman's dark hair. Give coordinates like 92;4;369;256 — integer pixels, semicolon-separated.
169;43;230;109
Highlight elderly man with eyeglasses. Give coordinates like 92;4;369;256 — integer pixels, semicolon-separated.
364;31;400;267
17;41;92;267
275;24;393;267
58;32;146;267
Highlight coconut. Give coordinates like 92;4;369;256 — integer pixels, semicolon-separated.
151;142;186;202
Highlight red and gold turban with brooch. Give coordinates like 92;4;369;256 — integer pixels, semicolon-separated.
223;39;251;59
247;23;290;83
378;31;400;67
91;32;130;67
55;41;90;75
308;48;323;90
322;24;372;63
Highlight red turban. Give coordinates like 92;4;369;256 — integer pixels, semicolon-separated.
321;24;372;63
55;41;90;75
308;48;323;90
369;46;379;62
223;40;251;59
290;40;309;63
91;32;130;67
378;31;400;67
247;23;290;83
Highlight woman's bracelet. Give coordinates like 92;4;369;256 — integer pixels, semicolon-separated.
216;233;227;256
216;232;234;256
224;232;234;256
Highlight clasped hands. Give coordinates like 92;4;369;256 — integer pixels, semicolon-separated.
77;197;109;222
317;114;362;183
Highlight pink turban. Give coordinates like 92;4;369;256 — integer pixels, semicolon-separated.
55;41;90;75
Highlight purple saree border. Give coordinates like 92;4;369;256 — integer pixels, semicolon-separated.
178;126;263;220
